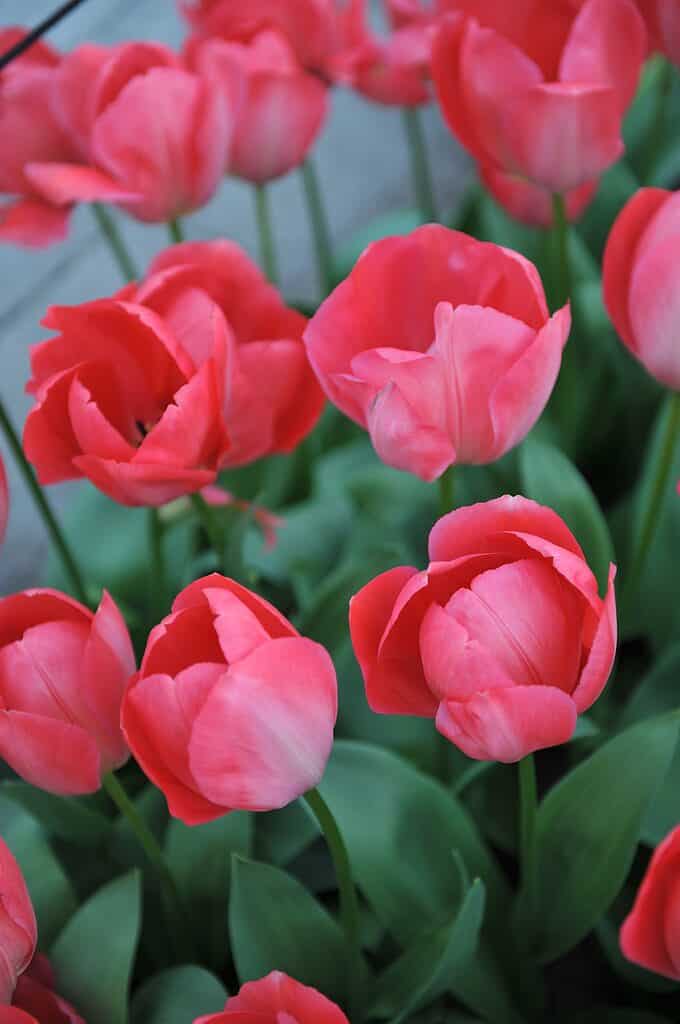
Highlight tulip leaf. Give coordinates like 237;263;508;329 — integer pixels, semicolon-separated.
255;802;319;866
166;811;252;970
1;782;111;846
51;870;141;1024
131;966;227;1024
229;856;350;1006
371;876;485;1022
519;436;614;593
524;713;680;962
319;741;509;947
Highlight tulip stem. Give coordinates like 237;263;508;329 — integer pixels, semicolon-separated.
168;218;184;245
301;158;335;297
0;398;89;606
254;184;279;285
103;771;191;960
190;492;223;566
518;754;538;890
147;508;167;620
550;193;571;309
304;787;363;1015
438;466;455;518
401;107;437;223
643;59;675;183
623;391;680;616
91;204;138;282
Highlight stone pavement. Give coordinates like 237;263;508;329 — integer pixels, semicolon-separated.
0;0;471;592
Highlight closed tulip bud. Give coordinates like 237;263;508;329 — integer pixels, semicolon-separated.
0;838;36;1004
195;971;349;1023
621;825;680;979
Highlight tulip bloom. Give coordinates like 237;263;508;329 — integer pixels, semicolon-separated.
603;187;680;389
0;589;134;794
0;838;36;1003
621;825;680;978
304;225;570;481
190;31;329;184
131;240;324;466
195;971;349;1023
0;31;80;246
25;41;231;223
432;0;646;203
350;496;617;763
479;166;598;228
122;574;338;824
0;455;8;546
637;0;680;64
24;295;231;506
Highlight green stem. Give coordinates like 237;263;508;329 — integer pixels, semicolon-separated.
301;158;335;297
550;193;571;310
643;59;674;183
438;466;455;518
0;399;88;605
401;107;437;222
168;218;184;245
147;508;167;621
518;755;537;891
254;184;278;285
304;788;362;1015
190;492;223;566
624;392;680;612
91;204;138;282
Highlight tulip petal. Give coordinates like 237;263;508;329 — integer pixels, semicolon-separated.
72;456;216;507
24;162;142;205
0;199;71;247
203;587;271;663
0;711;101;794
171;574;298;640
366;380;455;481
478;165;597;227
81;591;134;770
571;565;617;712
436;684;577;762
627;235;680;389
23;367;84;484
141;604;225;678
0;840;36;1004
620;826;680;980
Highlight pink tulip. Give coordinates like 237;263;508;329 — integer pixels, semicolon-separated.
480;165;598;228
196;972;349;1023
304;224;570;481
190;30;328;184
0;589;134;794
621;825;680;979
0;838;36;1004
25;41;231;223
12;956;84;1024
350;496;617;762
122;574;338;824
432;0;646;198
603;187;680;389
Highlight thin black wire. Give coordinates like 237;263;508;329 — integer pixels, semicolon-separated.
0;0;90;71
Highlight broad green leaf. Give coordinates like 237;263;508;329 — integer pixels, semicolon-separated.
1;782;110;846
519;437;615;592
255;802;318;866
319;742;508;946
131;966;227;1024
622;643;680;726
229;856;349;1006
372;877;485;1022
51;871;141;1024
166;811;252;969
525;713;680;962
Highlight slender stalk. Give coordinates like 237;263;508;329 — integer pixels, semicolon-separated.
438;466;455;518
401;107;437;222
147;508;167;621
91;204;138;282
624;392;680;612
301;159;335;297
254;184;278;285
190;492;223;566
518;755;538;891
168;218;184;245
0;399;88;605
550;193;571;309
643;59;674;183
304;787;362;1015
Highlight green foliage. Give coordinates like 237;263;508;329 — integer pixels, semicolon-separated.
131;967;227;1023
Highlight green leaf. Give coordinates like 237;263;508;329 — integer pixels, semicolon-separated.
166;811;252;969
525;713;680;962
131;966;227;1024
622;643;680;726
519;437;614;592
319;741;508;947
51;871;141;1024
372;877;485;1022
1;782;110;846
229;856;349;1006
255;802;318;867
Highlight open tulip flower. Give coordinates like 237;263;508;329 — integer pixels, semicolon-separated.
196;972;349;1023
304;224;570;480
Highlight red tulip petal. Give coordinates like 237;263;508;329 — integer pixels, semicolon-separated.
571;565;617;712
0;711;101;794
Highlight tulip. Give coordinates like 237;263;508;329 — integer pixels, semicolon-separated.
0;589;134;794
480;165;598;228
603;187;680;389
350;495;617;762
621;825;680;978
637;0;680;64
190;31;328;184
122;574;338;824
0;838;36;1004
24;295;231;506
195;971;349;1023
304;224;570;481
0;454;8;545
132;240;324;466
0;30;80;246
432;0;646;206
25;41;231;223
